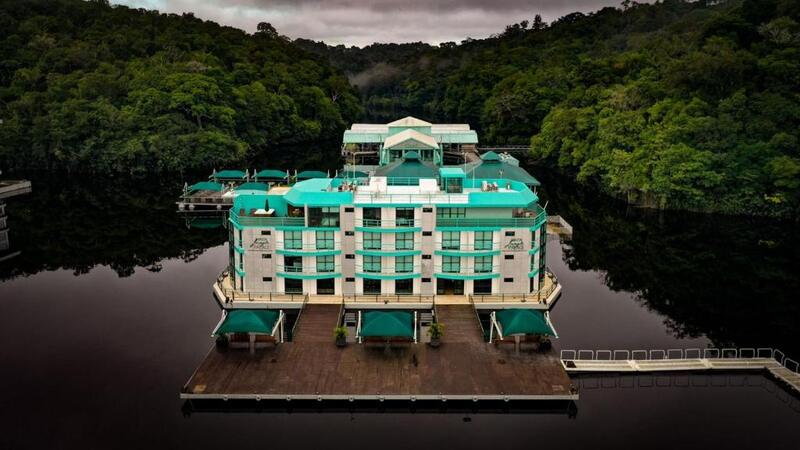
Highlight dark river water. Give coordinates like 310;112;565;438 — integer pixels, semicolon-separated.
0;170;798;449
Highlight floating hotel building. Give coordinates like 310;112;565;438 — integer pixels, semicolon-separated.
220;117;556;301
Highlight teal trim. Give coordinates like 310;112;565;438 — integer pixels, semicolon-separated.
434;249;499;257
234;245;245;254
353;203;423;207
528;246;540;255
356;249;421;257
275;226;340;231
234;267;246;277
436;226;501;232
354;227;421;233
356;272;421;280
528;268;541;278
277;272;341;280
434;272;500;280
276;249;341;256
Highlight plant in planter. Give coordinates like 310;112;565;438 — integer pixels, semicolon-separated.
334;326;348;347
428;322;444;348
215;334;229;349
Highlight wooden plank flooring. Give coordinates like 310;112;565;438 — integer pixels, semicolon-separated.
183;305;575;400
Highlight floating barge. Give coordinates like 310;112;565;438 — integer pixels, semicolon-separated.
182;304;576;402
183;117;575;404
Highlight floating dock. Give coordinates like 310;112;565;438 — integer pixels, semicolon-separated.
560;348;800;395
0;179;32;200
182;305;576;402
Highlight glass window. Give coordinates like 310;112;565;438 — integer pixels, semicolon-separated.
285;278;303;294
474;231;493;250
284;231;302;249
363;232;381;250
395;232;414;250
316;230;334;250
395;279;413;295
284;256;302;272
442;231;460;250
395;256;413;273
317;255;334;273
396;208;415;226
363;255;381;273
308;207;339;227
474;256;493;273
316;278;335;295
442;256;460;273
363;278;381;294
436;207;466;218
444;177;463;193
362;208;381;227
473;279;492;294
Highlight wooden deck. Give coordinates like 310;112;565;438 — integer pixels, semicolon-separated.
182;305;576;401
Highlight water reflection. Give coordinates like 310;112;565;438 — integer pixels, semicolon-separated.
534;170;800;357
0;173;226;280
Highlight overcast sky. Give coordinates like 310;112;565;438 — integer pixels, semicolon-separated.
115;0;625;47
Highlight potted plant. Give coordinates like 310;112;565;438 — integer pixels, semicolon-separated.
428;322;444;348
334;326;348;347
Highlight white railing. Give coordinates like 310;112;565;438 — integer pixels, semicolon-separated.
559;347;798;374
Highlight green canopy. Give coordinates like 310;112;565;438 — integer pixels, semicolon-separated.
210;169;247;180
255;169;287;180
496;309;553;336
360;311;414;338
296;170;329;180
215;310;279;335
465;152;540;186
374;151;438;179
234;182;270;191
188;181;224;192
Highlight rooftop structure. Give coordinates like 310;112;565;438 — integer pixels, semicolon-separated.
342;116;479;165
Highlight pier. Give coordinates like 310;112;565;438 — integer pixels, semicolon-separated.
560;348;800;394
181;304;576;402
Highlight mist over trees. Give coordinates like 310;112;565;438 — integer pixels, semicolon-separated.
0;0;361;172
302;0;800;217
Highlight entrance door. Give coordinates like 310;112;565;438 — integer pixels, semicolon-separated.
436;279;464;295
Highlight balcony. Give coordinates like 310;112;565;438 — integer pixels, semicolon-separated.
275;242;341;255
435;242;498;255
434;265;500;280
276;264;341;279
436;204;546;229
355;240;421;256
355;218;422;232
355;265;421;280
230;212;305;228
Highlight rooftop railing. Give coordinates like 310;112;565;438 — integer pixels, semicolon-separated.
436;204;546;228
230;212;305;227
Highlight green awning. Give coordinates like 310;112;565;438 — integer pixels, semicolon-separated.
234;182;269;191
465;152;540;186
214;310;279;335
296;170;329;180
255;169;287;180
188;181;224;192
360;311;414;338
496;309;553;336
210;169;247;180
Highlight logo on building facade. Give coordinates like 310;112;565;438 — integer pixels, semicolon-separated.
250;238;271;250
504;238;524;251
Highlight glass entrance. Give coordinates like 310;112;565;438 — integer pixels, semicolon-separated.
436;278;464;295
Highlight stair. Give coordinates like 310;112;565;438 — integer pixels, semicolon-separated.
436;305;483;343
292;304;341;343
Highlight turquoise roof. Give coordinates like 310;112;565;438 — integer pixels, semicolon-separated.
233;193;268;214
215;310;279;335
296;170;328;180
284;178;353;207
374;152;438;179
210;169;246;180
188;181;223;192
437;131;478;144
439;167;466;178
466;153;540;186
496;309;554;336
255;169;287;180
235;182;269;191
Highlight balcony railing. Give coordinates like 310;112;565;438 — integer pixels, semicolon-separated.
276;264;341;274
355;265;421;276
276;242;341;252
436;204;546;228
355;218;421;228
435;243;498;252
230;212;305;227
434;265;499;276
356;241;421;252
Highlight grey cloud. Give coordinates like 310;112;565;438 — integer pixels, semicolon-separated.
115;0;624;46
